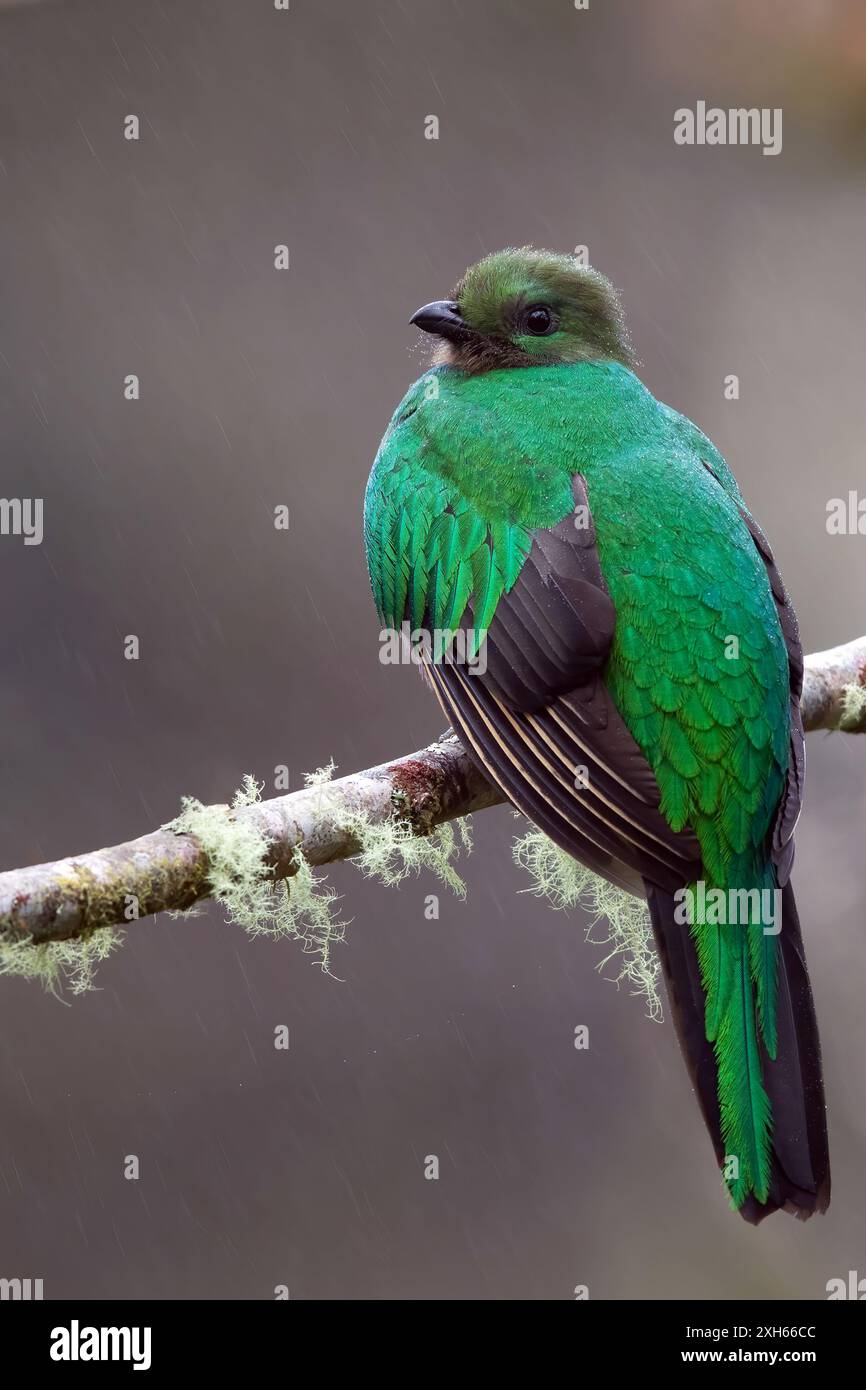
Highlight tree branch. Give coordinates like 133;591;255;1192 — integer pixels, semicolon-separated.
2;634;865;948
802;635;866;732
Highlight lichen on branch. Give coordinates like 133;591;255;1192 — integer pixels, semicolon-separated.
513;828;662;1020
0;927;122;997
161;762;474;980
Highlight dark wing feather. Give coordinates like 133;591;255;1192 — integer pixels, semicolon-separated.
424;475;703;896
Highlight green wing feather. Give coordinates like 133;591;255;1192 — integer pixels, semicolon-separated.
601;451;787;1205
364;369;564;640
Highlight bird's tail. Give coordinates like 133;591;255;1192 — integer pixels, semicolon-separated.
645;877;829;1222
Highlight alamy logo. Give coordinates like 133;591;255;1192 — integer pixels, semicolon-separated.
674;102;782;157
674;881;781;935
378;622;487;674
826;1270;866;1300
0;497;43;545
826;491;866;535
50;1320;152;1371
0;1276;43;1299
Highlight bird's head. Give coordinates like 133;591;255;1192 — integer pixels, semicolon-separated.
410;246;635;375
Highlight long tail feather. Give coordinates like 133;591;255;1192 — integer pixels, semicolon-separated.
646;879;829;1222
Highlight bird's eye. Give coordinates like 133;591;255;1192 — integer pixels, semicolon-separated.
524;305;555;336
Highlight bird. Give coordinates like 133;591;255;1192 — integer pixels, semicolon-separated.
363;246;829;1222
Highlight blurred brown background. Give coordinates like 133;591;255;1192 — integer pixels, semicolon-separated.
1;0;865;1300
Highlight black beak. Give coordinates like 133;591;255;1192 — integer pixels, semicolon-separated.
410;299;474;343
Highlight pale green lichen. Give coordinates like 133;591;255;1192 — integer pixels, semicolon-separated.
839;682;866;731
513;828;661;1020
164;774;346;975
304;758;338;789
0;927;122;998
164;765;473;973
345;809;472;897
305;757;473;895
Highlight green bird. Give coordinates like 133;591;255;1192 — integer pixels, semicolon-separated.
363;247;829;1221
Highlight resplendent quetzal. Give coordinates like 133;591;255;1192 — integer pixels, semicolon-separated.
363;247;829;1221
